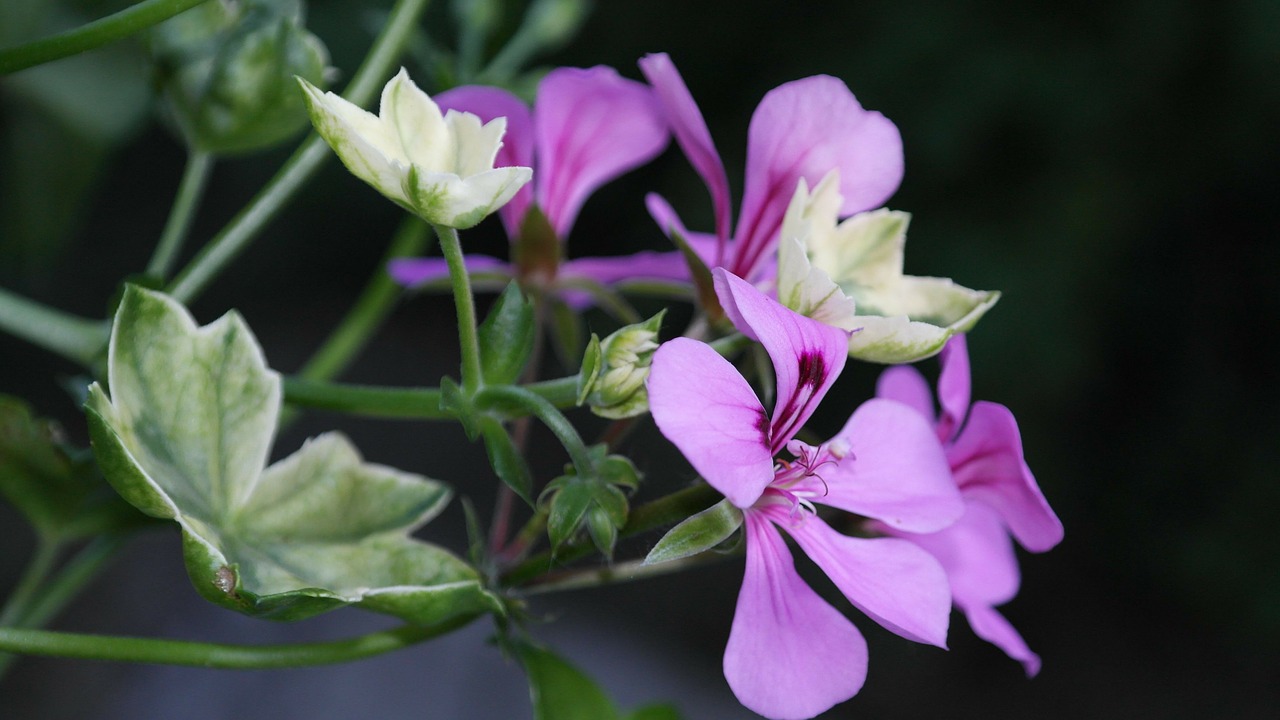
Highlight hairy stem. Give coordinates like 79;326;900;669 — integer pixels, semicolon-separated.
435;224;483;393
281;375;579;419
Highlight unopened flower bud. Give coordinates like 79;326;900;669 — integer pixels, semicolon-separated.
577;311;665;419
150;0;330;155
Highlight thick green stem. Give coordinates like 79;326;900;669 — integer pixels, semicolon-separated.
0;616;475;668
435;224;483;393
166;0;434;304
282;375;579;419
502;483;720;587
147;150;213;279
0;0;210;75
476;385;592;478
0;286;108;366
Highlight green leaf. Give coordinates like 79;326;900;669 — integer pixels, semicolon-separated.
516;641;621;720
478;281;535;385
0;396;141;541
85;285;497;624
645;499;743;565
545;477;593;551
478;416;533;506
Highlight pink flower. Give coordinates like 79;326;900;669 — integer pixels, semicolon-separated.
388;66;680;305
639;53;903;284
648;268;963;719
876;335;1064;676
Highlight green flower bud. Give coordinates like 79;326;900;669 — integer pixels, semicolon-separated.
149;0;330;155
577;310;665;419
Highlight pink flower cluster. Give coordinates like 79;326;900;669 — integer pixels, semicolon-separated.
388;52;1061;720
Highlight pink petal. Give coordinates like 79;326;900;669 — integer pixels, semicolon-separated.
638;53;733;260
936;334;971;441
434;86;534;237
534;66;669;238
713;269;849;453
647;338;774;508
387;255;512;286
948;401;1064;552
768;506;951;648
875;364;937;424
733;76;904;280
556;251;693;309
898;502;1020;608
964;603;1042;678
644;193;721;267
821;398;963;533
725;512;868;720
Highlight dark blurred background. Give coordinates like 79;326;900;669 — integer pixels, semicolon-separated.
2;0;1277;718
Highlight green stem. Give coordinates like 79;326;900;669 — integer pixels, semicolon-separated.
502;483;720;587
281;375;579;419
0;286;108;366
0;536;126;679
166;0;434;304
476;385;592;477
0;541;61;628
147;150;213;279
0;616;475;668
434;224;484;392
520;551;736;596
0;0;210;75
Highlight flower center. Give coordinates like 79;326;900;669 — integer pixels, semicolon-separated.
761;439;851;520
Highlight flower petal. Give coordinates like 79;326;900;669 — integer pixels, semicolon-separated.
896;502;1020;609
875;365;937;423
386;255;512;287
434;85;534;236
556;251;693;308
948;401;1063;552
821;398;963;532
733;76;904;279
381;68;450;172
725;513;868;720
639;53;733;255
768;506;951;648
403;166;533;230
965;604;1042;677
648;338;774;508
713;269;849;453
645;193;721;267
936;334;971;441
535;66;669;238
299;78;409;207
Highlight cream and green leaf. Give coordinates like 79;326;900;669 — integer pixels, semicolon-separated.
85;286;498;623
778;171;1000;363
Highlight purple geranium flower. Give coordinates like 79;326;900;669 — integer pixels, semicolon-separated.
648;268;964;719
875;335;1064;675
639;52;904;284
388;65;678;305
